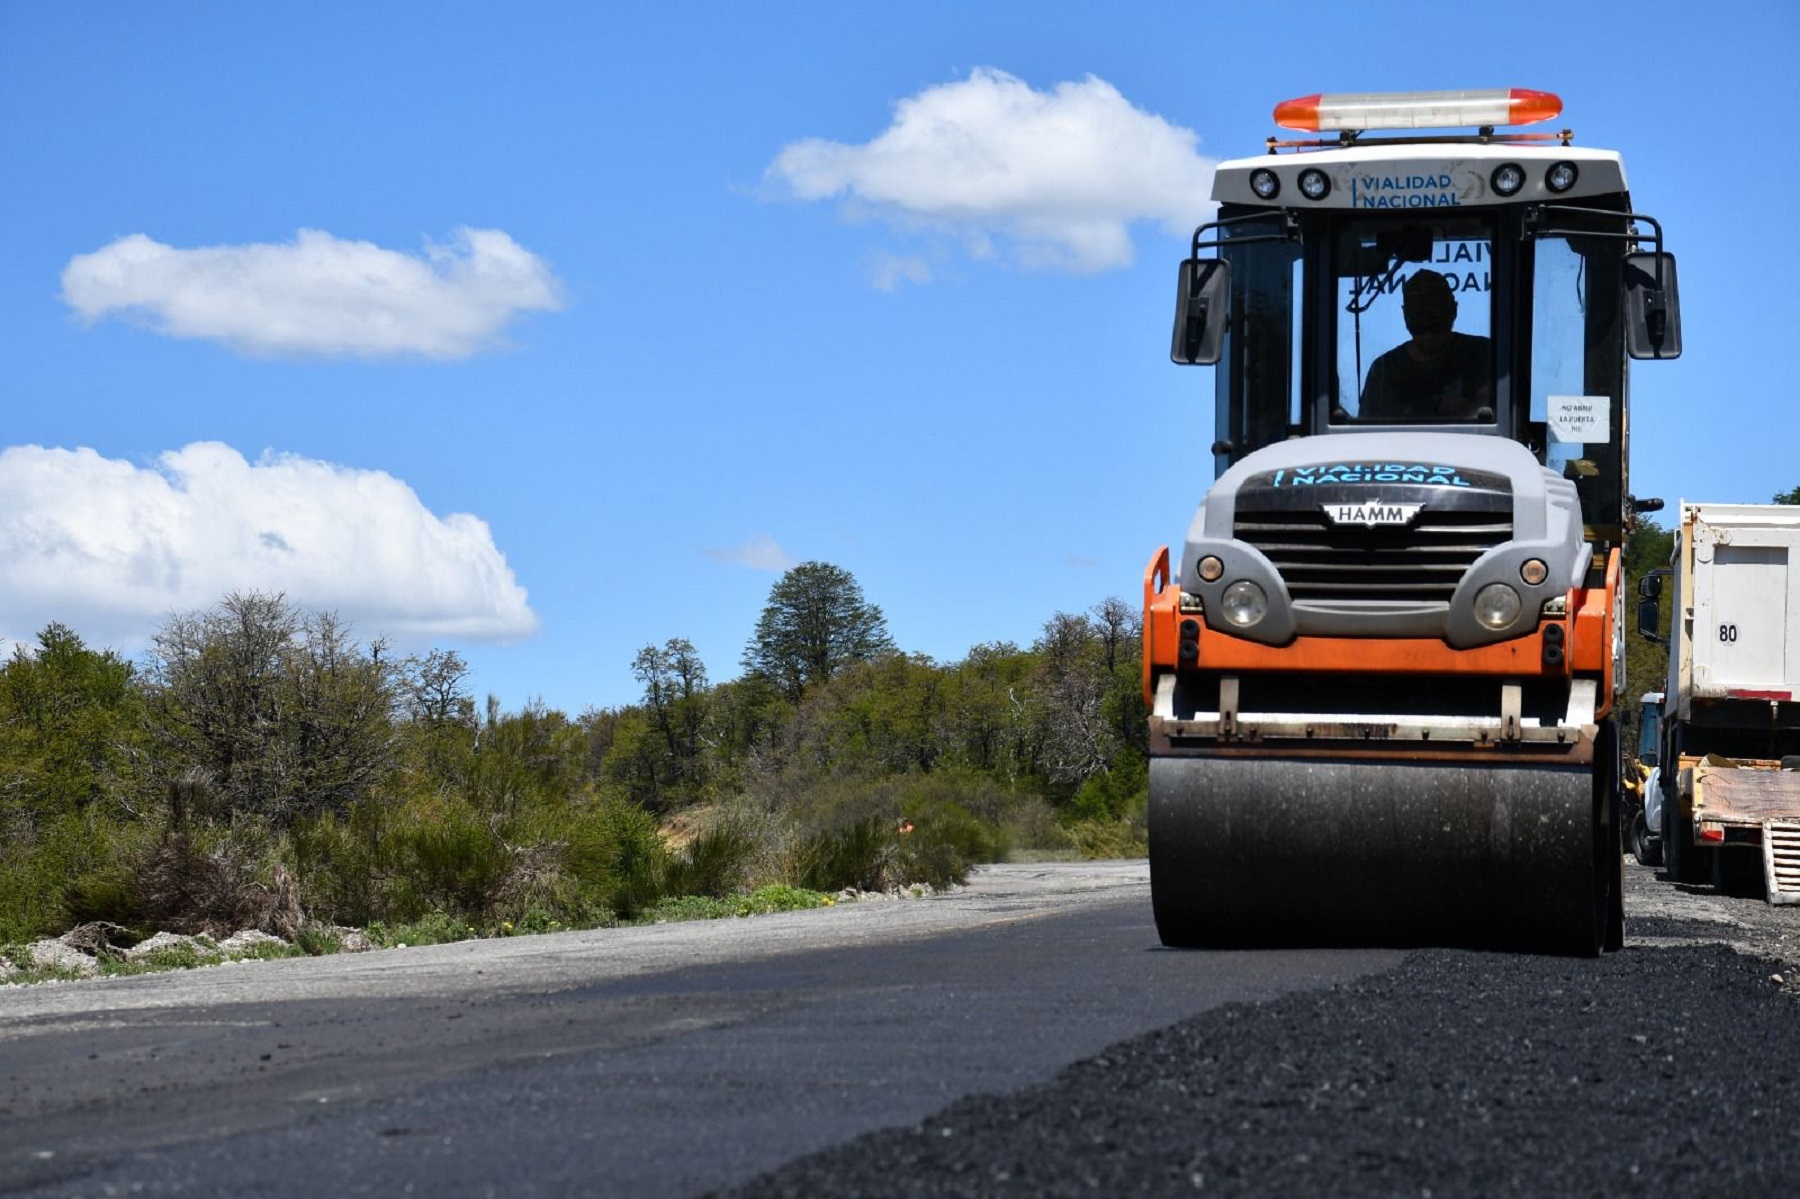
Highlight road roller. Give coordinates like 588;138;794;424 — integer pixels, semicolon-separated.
1144;89;1682;953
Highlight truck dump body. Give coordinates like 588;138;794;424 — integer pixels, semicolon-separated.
1653;504;1800;902
1677;504;1800;708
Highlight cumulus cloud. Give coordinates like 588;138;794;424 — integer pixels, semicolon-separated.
0;442;538;650
60;228;563;359
767;68;1216;274
705;535;797;572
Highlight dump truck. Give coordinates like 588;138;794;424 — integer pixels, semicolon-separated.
1142;89;1682;952
1637;503;1800;903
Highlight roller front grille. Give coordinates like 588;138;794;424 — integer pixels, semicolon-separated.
1234;509;1512;602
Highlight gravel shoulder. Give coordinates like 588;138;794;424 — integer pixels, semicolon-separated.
0;861;1156;1021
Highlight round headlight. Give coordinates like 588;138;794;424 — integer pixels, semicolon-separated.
1545;161;1579;193
1249;168;1280;200
1198;555;1224;583
1520;558;1549;586
1474;583;1522;630
1490;163;1525;196
1298;168;1331;201
1221;581;1268;627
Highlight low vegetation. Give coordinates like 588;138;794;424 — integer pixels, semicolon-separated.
1;562;1150;967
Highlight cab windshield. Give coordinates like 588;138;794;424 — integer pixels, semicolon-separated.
1207;199;1631;536
1333;216;1495;425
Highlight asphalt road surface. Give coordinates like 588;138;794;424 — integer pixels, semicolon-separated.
3;860;1796;1197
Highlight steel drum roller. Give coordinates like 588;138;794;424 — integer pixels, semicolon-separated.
1149;756;1604;953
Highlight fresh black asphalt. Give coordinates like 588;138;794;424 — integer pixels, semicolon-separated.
723;935;1798;1198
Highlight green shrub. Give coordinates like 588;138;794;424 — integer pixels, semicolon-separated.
289;801;395;928
366;911;480;948
1066;757;1148;823
739;884;830;914
390;802;510;920
662;816;758;899
63;873;139;927
135;939;217;971
644;893;736;923
644;884;830;924
564;791;668;919
292;926;343;956
895;797;1003;889
796;815;896;892
0;810;153;942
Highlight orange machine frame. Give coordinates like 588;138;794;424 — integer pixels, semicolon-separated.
1143;544;1618;715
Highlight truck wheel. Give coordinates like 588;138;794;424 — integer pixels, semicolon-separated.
1663;802;1713;885
1629;809;1663;867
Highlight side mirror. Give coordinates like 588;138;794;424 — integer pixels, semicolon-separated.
1637;595;1665;643
1625;251;1682;360
1171;258;1229;365
1638;572;1662;600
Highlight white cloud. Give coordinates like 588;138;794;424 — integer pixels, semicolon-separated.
767;68;1216;274
0;442;538;650
60;228;563;359
705;535;797;572
869;252;933;291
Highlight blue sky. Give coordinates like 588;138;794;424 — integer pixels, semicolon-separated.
1;1;1792;713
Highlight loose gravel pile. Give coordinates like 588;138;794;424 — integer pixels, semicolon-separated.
723;943;1798;1197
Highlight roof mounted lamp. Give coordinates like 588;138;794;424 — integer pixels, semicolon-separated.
1273;88;1564;132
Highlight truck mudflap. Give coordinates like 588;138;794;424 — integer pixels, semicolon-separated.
1149;755;1611;954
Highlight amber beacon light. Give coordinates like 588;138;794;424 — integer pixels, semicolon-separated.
1273;89;1563;132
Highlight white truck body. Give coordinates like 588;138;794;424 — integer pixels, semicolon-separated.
1673;502;1800;709
1658;502;1800;901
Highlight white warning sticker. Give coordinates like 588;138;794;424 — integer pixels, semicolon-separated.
1547;395;1610;444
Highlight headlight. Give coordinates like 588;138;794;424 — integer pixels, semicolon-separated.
1249;168;1280;200
1298;168;1331;201
1198;555;1224;582
1520;558;1548;586
1490;163;1525;196
1545;161;1579;193
1474;583;1522;630
1221;581;1268;627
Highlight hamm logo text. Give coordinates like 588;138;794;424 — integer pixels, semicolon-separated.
1324;501;1424;528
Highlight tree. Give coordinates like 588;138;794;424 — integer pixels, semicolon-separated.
1775;485;1800;505
403;649;475;727
628;638;711;806
0;624;146;821
742;562;896;701
144;593;401;826
1028;612;1118;789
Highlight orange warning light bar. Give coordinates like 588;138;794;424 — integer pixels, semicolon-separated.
1273;89;1563;132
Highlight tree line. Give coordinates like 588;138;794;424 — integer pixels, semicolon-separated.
0;562;1147;945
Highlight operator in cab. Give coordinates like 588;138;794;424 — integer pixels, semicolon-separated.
1359;268;1491;421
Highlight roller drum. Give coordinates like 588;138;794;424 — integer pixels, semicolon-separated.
1149;756;1604;954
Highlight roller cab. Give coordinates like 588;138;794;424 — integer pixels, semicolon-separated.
1146;90;1681;952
